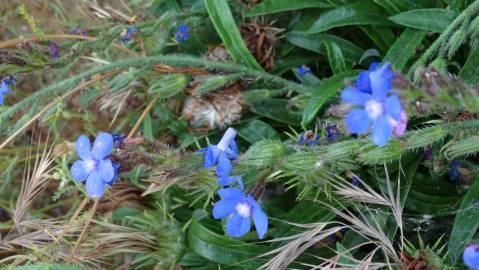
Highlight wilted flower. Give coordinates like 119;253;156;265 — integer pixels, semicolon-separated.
213;188;268;239
449;160;460;181
341;62;405;147
112;133;126;148
295;65;311;75
0;76;14;105
325;124;340;142
47;41;60;58
463;244;479;270
298;130;320;145
199;128;238;177
174;25;190;42
70;132;115;198
119;26;137;43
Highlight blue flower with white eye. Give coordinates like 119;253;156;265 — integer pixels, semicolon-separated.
70;132;115;198
0;76;14;105
174;25;190;42
213;188;268;239
296;65;311;75
199;128;238;178
341;62;404;147
464;244;479;270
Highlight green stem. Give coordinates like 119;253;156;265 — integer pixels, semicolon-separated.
0;55;312;124
408;0;479;79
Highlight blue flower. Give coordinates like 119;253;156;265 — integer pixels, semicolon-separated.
341;62;404;147
0;76;14;105
110;162;121;185
71;26;88;36
70;132;115;198
296;65;311;75
213;188;268;239
464;244;479;270
356;62;393;94
174;25;190;42
48;41;60;59
352;175;360;186
449;160;461;181
119;26;137;43
298;130;320;146
199;128;238;178
218;175;243;189
325;124;340;142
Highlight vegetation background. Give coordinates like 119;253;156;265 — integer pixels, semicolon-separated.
2;0;479;269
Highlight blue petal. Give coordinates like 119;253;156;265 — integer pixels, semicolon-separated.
1;81;10;95
217;128;237;151
0;93;3;105
356;71;371;93
341;86;372;106
85;170;106;198
372;115;393;147
204;145;220;168
71;160;88;182
385;95;402;121
217;175;243;189
213;199;236;219
217;188;244;200
249;197;268;239
92;132;113;160
75;135;91;160
99;159;114;183
344;109;371;134
226;214;250;238
370;63;393;100
464;245;479;268
216;152;232;177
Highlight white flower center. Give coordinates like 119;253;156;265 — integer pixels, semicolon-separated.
365;99;384;119
84;159;97;172
235;202;251;218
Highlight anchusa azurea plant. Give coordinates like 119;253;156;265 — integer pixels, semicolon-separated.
70;132;118;198
341;62;407;147
201;127;268;239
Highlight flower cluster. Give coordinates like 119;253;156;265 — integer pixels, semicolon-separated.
0;76;14;105
200;128;268;239
119;26;137;43
464;244;479;269
70;132;120;198
340;62;407;147
47;41;60;59
174;25;190;42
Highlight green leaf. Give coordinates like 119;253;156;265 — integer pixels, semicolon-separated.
187;219;267;268
372;0;424;14
359;25;396;53
148;74;189;98
241;140;286;167
388;9;457;32
204;0;262;69
246;0;331;16
287;32;363;63
336;242;356;266
448;179;479;264
459;48;479;83
384;29;427;71
323;41;348;74
252;99;302;125
143;112;153;140
307;2;392;33
237;120;280;143
302;70;357;124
